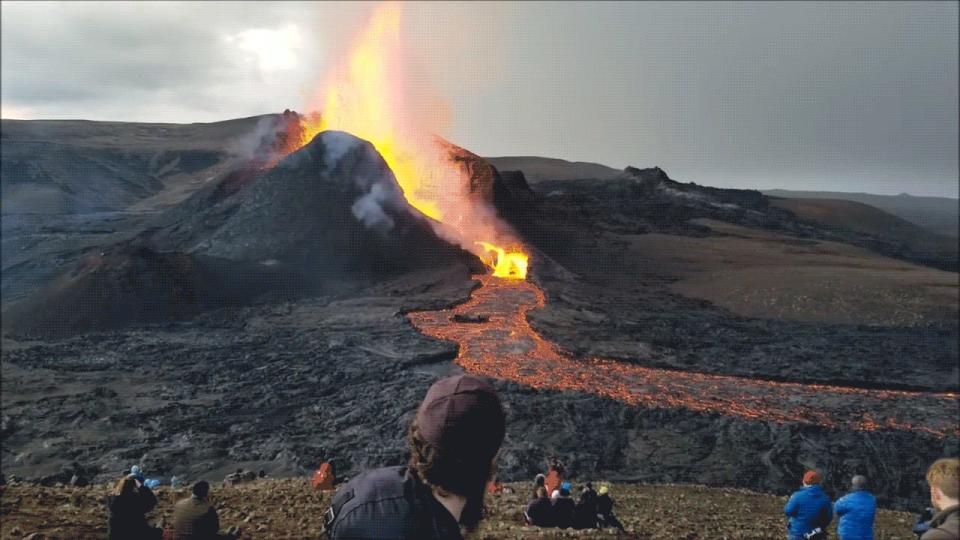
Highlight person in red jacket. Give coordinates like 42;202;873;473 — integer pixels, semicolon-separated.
544;457;565;497
312;462;335;491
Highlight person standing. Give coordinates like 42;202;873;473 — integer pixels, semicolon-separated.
920;458;959;540
784;470;833;540
834;475;876;540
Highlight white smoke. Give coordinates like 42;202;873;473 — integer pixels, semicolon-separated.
320;130;358;169
229;115;285;161
351;182;395;232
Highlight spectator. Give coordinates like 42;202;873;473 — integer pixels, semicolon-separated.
785;470;833;540
169;480;240;540
532;473;546;500
129;465;146;485
525;486;554;527
596;485;625;531
551;482;576;529
545;458;565;496
920;458;959;540
324;375;506;539
106;475;161;540
834;475;876;540
312;462;335;491
223;469;256;487
573;484;599;529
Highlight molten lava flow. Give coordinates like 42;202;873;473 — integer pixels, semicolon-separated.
408;276;959;438
293;2;528;273
477;242;528;280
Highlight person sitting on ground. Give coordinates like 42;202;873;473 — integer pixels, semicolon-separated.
323;375;506;539
223;469;257;487
834;475;876;540
169;480;240;540
130;465;146;485
525;486;554;527
920;457;959;540
106;474;162;540
532;473;546;500
785;470;833;540
551;482;576;529
573;484;599;529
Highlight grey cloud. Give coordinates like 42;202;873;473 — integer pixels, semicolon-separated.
1;1;956;197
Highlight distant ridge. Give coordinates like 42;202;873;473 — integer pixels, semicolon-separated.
485;155;621;183
765;189;958;238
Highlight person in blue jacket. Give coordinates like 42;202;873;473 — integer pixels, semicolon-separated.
834;475;876;540
785;470;833;540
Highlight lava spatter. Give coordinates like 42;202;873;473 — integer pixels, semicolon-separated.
408;275;958;438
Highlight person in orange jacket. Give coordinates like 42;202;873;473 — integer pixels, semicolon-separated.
312;462;335;491
544;457;565;496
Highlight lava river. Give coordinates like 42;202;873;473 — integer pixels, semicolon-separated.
408;275;959;438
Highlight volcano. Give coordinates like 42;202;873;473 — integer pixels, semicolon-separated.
3;130;482;337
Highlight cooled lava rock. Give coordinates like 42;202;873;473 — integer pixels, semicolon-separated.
1;243;305;338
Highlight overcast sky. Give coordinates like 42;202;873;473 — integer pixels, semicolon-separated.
2;1;957;197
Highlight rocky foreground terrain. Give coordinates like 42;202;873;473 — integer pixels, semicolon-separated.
0;478;921;539
2;115;957;517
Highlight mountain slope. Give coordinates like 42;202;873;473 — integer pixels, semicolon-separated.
765;189;958;238
485;156;621;182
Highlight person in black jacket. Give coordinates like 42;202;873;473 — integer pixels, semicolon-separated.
324;375;506;539
597;485;626;532
525;487;554;527
551;483;576;529
106;475;161;540
573;485;599;529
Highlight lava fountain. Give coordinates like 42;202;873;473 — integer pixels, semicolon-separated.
295;2;527;277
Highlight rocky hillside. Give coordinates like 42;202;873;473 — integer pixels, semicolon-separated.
0;478;920;539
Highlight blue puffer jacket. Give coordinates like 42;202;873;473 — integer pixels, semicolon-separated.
785;485;833;539
834;490;876;540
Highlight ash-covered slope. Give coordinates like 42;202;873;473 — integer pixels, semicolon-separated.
149;130;477;278
3;131;478;337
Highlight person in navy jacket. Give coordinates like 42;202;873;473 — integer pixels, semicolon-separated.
834;475;876;540
785;470;833;540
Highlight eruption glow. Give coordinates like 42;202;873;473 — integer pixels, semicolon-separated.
296;2;528;278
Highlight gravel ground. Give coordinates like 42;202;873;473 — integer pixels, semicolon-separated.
0;478;920;539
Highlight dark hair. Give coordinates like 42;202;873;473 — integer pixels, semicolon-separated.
536;487;547;498
408;421;494;530
192;480;210;499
